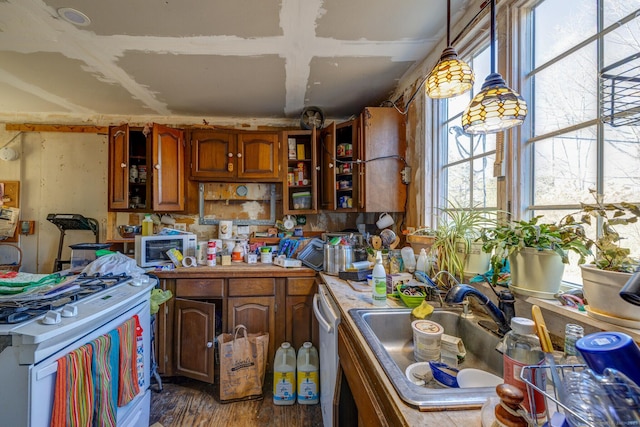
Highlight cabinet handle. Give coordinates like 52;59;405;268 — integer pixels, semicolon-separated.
227;152;233;158
120;163;127;168
154;164;160;170
329;163;334;169
206;341;213;348
316;166;320;171
237;153;242;158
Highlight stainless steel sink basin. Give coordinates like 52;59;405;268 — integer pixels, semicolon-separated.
349;307;504;409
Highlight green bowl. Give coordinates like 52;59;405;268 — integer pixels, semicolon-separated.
396;285;426;308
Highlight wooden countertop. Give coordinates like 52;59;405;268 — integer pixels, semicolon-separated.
320;273;483;426
150;263;317;279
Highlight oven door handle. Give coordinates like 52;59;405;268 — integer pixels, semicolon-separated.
313;294;333;334
36;361;58;381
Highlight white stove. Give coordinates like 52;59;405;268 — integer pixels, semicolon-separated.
0;273;155;427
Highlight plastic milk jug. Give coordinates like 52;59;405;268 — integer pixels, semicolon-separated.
273;342;297;405
297;342;319;405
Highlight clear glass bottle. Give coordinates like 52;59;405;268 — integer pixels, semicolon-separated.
503;317;547;421
559;323;584;366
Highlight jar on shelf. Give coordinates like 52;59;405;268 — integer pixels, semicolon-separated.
129;164;138;183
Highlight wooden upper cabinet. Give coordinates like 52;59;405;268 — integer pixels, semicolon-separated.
153;123;185;211
190;130;236;180
237;132;280;180
282;128;319;214
108;123;185;212
358;107;406;213
189;130;280;181
318;108;406;213
108;124;130;210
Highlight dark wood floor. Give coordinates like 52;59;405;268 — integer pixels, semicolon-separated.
149;375;324;427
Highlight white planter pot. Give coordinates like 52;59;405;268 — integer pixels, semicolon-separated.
455;240;491;275
508;247;565;295
580;264;639;321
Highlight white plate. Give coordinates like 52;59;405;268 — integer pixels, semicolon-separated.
585;305;640;329
457;368;503;389
405;362;432;386
509;284;557;299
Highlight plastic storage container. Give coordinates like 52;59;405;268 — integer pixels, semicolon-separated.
69;243;111;269
292;192;312;210
273;342;297;405
297;342;319;405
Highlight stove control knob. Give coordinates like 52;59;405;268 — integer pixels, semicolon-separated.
42;310;61;325
61;305;78;318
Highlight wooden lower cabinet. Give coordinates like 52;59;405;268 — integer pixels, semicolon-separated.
175;298;216;383
337;322;407;426
227;296;276;369
153;270;317;384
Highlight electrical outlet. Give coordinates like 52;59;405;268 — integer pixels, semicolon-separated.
401;166;412;184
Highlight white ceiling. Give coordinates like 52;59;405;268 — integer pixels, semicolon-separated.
0;0;475;123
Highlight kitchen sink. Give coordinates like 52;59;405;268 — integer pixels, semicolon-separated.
349;307;504;409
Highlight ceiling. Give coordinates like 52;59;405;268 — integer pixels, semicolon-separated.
0;0;475;123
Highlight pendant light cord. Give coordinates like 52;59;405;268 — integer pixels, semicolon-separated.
490;0;496;75
446;0;451;47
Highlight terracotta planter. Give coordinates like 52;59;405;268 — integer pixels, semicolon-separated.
580;264;639;321
508;247;565;297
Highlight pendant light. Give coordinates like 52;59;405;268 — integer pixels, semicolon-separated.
462;0;527;134
426;0;475;98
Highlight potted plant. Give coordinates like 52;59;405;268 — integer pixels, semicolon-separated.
560;190;640;321
405;227;438;255
479;215;591;297
432;202;497;283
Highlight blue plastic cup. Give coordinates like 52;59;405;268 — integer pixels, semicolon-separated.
576;332;640;386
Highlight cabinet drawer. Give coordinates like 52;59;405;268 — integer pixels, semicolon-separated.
228;278;275;296
175;279;224;298
287;277;316;296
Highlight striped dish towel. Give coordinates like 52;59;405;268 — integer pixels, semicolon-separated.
117;317;140;406
90;330;119;427
50;344;94;427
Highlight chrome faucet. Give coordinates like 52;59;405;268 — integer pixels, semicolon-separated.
444;284;515;336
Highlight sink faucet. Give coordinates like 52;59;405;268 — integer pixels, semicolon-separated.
444;284;515;336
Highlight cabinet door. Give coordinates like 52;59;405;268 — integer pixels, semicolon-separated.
152;123;185;211
283;129;318;214
175;298;216;383
359;107;406;212
190;130;236;180
227;296;276;368
319;122;336;210
108;124;130;209
285;278;317;350
237;132;280;180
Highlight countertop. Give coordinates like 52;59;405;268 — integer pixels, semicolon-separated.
149;263;317;279
320;273;483;426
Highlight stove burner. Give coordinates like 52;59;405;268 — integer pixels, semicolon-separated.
0;272;133;324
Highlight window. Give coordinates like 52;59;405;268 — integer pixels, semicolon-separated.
436;45;499;212
431;0;640;285
523;0;640;283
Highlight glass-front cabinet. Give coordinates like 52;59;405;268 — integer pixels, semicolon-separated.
282;129;318;214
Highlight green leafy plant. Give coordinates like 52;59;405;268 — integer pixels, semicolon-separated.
560;190;640;273
433;202;497;282
479;215;592;286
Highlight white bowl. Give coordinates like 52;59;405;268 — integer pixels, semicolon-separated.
457;368;502;389
405;362;432;386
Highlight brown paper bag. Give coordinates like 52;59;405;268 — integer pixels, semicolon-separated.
217;324;269;402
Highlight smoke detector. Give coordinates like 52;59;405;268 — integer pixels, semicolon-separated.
57;8;91;26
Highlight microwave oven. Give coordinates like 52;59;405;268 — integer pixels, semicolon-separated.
135;234;197;267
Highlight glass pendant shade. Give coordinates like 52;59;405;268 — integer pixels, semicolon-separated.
461;73;528;134
426;46;475;98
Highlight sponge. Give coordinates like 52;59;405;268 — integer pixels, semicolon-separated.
411;300;435;319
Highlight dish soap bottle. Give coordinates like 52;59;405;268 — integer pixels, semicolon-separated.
372;251;387;306
503;317;546;422
142;214;153;236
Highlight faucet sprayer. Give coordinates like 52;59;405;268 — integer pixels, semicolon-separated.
444;284;515;336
